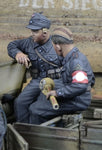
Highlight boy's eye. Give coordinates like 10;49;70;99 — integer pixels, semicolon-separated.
31;30;39;33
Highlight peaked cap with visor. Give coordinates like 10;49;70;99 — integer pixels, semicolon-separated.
26;12;51;30
52;26;73;42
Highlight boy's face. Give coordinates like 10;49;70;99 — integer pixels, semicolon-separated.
53;43;70;57
31;29;45;44
53;43;63;56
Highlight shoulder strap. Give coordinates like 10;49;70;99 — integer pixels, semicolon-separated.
35;48;58;67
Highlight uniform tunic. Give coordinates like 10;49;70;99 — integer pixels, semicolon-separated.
7;36;63;123
29;47;95;124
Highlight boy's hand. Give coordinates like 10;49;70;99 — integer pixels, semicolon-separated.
15;52;30;68
46;90;57;99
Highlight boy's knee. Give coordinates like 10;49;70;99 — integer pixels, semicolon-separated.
29;104;36;115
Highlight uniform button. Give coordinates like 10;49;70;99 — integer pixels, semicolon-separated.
58;91;62;95
50;58;52;61
39;49;41;52
40;72;46;77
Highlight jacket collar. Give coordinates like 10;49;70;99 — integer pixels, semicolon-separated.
62;47;79;65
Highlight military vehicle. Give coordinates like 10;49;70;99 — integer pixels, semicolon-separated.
0;58;102;150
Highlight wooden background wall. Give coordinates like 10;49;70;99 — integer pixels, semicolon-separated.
0;0;102;92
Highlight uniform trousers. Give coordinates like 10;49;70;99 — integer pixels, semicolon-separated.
14;78;63;123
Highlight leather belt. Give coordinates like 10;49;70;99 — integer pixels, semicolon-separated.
30;68;61;79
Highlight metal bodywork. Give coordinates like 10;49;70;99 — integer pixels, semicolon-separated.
7;124;28;150
7;123;79;150
81;120;102;150
0;60;26;122
6;120;102;150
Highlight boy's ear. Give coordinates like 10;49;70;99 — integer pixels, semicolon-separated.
42;28;48;34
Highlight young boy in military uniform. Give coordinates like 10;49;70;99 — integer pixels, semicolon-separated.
7;13;63;123
47;26;95;113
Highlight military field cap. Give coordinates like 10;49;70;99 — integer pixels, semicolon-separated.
26;12;51;30
52;26;73;41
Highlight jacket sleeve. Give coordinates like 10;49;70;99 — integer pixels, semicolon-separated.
7;38;29;59
56;82;88;98
56;59;89;98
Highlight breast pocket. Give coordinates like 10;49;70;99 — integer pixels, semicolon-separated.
28;52;38;61
44;54;58;64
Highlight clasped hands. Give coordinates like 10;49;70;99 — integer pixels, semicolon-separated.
15;52;30;68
